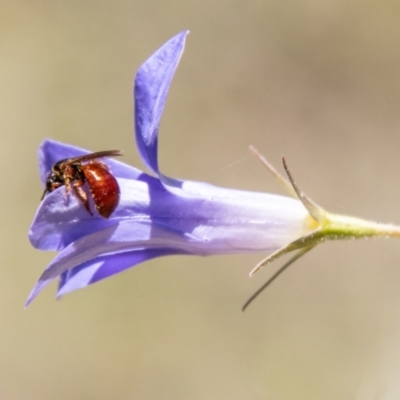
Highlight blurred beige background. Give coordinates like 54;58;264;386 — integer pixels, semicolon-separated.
2;1;400;399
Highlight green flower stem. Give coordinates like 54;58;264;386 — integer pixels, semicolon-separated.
319;211;400;240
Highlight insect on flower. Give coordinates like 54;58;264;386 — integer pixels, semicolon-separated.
41;150;123;218
27;31;400;308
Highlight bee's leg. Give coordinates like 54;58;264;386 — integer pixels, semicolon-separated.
63;165;75;195
61;178;72;205
72;179;93;216
64;179;72;196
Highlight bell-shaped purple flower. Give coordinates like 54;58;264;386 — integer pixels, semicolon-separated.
27;31;313;305
29;31;400;307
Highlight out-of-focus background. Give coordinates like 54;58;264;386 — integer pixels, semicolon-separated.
2;2;400;399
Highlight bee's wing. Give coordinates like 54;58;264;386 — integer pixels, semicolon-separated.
59;150;123;168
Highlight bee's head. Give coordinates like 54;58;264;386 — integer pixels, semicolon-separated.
40;161;66;200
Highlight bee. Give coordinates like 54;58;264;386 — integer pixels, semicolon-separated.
41;150;123;218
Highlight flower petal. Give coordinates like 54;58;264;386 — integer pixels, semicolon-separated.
134;30;188;178
26;220;196;306
56;248;184;297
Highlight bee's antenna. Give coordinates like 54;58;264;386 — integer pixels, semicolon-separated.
40;188;48;200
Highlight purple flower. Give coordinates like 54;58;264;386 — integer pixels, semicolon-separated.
28;31;400;307
26;31;313;306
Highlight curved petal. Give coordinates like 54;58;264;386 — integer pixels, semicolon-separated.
26;220;198;306
134;30;188;179
56;248;186;297
38;139;142;186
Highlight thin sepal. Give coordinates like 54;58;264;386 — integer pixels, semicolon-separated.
281;156;325;223
243;245;315;311
249;146;297;198
249;228;322;276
